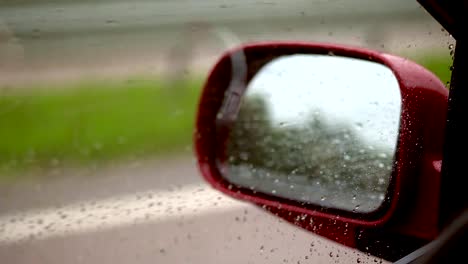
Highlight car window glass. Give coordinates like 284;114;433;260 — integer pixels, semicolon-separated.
0;0;453;263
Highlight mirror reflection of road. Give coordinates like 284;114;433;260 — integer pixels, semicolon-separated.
226;94;393;213
0;155;387;264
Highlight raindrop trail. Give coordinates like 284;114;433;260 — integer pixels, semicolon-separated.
0;184;245;244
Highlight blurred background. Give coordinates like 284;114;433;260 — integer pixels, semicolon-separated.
0;0;454;263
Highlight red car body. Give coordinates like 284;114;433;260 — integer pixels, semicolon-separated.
195;42;448;260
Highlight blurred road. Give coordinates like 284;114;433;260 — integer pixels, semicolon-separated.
0;155;388;264
0;0;451;85
1;0;424;36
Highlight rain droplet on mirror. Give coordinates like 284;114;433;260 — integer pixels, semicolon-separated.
378;153;387;158
352;205;360;212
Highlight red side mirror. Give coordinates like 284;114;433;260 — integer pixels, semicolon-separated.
194;42;448;261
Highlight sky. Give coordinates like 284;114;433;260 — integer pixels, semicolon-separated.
245;54;402;150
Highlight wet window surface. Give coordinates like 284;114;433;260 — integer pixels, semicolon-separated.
0;0;453;263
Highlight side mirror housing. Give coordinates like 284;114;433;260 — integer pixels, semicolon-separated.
194;42;448;261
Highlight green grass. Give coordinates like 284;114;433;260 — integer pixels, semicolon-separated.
0;54;453;180
409;53;453;86
0;77;202;177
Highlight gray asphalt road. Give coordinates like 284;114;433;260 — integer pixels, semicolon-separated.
0;155;387;264
1;0;423;37
0;204;384;264
0;154;200;214
0;0;447;86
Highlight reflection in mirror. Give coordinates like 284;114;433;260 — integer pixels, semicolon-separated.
220;54;401;213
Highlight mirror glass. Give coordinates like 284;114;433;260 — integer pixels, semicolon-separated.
221;54;401;213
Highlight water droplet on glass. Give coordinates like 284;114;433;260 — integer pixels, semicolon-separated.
31;28;42;38
320;196;326;201
353;205;360;212
93;142;102;150
449;44;454;50
117;136;127;145
240;152;249;161
50;158;60;167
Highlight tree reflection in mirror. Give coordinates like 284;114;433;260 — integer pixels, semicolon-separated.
221;54;402;213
